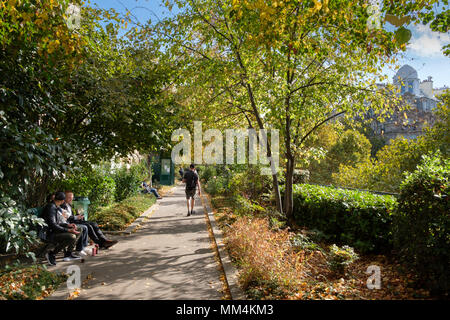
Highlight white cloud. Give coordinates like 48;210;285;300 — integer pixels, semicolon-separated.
408;24;450;57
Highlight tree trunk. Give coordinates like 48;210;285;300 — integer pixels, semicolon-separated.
284;156;295;224
271;168;283;214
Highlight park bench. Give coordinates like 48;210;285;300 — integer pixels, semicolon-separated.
27;207;53;258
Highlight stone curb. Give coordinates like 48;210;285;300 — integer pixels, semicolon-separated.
201;194;246;300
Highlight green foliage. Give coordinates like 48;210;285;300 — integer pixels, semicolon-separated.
291;184;398;253
204;176;229;196
233;194;266;217
87;174;116;210
53;165;116;210
0;1;92;207
156;0;438;220
0;1;181;208
359;124;388;158
419;6;450;55
393;153;450;293
290;233;321;252
196;165;217;184
0;196;46;258
424;92;450;157
293;169;310;184
329;130;372;167
112;163;148;202
90;194;156;231
228;165;272;200
334;97;449;193
327;244;359;276
309;129;372;185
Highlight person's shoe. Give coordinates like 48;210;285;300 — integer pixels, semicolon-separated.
45;252;57;266
191;210;195;215
75;250;88;257
63;253;81;262
187;211;191;217
101;240;118;249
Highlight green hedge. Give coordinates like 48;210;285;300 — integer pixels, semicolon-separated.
90;194;156;231
292;184;397;253
393;153;449;294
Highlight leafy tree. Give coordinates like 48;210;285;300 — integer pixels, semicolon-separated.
0;0;88;206
309;129;372;185
1;1;181;207
153;0;438;223
333;93;449;192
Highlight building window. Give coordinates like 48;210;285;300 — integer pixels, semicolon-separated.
408;81;414;93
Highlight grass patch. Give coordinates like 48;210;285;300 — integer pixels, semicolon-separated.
0;264;67;300
90;194;156;231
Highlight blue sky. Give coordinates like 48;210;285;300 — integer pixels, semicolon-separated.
91;0;450;88
91;0;177;25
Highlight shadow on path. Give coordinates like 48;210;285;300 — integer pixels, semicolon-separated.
47;186;223;300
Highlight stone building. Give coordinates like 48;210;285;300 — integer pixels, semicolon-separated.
434;85;449;98
371;64;442;142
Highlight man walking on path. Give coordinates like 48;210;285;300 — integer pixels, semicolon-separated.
183;164;201;216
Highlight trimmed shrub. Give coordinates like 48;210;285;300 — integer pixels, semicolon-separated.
90;194;156;231
393;153;449;294
291;184;397;253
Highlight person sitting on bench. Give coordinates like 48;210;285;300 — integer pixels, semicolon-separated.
42;191;82;266
61;191;118;250
58;204;90;257
142;182;162;199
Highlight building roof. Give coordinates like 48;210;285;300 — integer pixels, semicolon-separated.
394;64;418;81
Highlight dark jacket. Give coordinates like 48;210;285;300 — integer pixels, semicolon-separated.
42;202;70;234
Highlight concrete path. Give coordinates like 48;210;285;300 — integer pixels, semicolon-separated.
47;186;224;300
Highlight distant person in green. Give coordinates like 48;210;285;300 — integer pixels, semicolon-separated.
183;164;201;217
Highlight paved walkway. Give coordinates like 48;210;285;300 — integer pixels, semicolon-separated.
47;186;224;300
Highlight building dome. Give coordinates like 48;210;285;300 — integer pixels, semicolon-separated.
394;64;418;81
393;65;420;96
